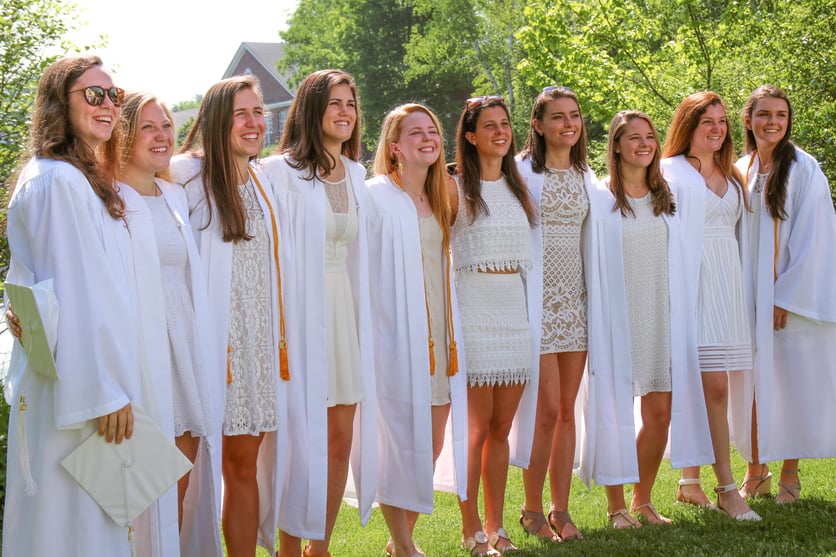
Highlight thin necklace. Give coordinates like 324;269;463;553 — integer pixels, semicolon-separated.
391;171;425;202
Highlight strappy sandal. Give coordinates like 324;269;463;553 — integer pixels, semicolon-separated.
776;468;801;504
487;528;518;555
676;477;716;509
548;507;584;541
461;530;499;557
630;502;672;525
518;507;558;542
606;508;641;529
739;467;773;499
714;483;761;521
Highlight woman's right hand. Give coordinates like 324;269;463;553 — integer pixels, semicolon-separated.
98;403;134;444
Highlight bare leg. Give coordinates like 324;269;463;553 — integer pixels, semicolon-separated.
547;351;586;539
276;530;302;557
630;391;672;524
482;383;525;552
699;371;755;515
458;385;493;555
520;353;560;537
776;459;801;503
306;404;357;555
605;484;640;529
222;433;265;557
404;404;452;537
175;432;200;530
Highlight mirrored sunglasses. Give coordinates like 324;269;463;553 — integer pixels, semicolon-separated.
465;95;504;110
70;85;126;107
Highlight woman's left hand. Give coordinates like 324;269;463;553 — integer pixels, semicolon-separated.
773;305;788;330
5;306;22;340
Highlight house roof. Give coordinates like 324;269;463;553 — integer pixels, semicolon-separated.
223;42;293;96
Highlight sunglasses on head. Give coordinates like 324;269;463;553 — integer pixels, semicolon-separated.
542;85;576;95
465;95;504;110
70;85;125;107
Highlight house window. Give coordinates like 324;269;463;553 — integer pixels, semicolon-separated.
278;109;288;138
265;113;275;146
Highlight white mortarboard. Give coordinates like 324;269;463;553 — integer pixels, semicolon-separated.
60;404;192;528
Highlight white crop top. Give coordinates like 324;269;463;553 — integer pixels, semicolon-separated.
452;175;531;273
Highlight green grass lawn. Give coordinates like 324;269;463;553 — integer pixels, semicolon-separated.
251;455;836;556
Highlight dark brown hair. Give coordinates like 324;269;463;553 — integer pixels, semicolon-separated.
454;97;537;226
742;84;796;220
278;69;362;180
519;87;589;174
179;75;264;242
28;55;124;218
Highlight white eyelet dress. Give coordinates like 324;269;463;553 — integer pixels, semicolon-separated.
452;176;532;387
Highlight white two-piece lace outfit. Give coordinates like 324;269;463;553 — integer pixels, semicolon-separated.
452;176;532;387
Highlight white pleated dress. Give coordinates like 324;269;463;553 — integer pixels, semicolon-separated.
696;187;752;372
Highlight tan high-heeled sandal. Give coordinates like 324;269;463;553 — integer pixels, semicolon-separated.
518;507;558;542
739;467;773;499
606;508;641;529
714;483;762;521
676;477;716;509
776;468;801;504
630;502;672;525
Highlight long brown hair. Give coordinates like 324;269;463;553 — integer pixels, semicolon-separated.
179;75;264;242
662;91;748;210
454;96;537;226
119;91;174;181
606;110;675;217
27;55;124;218
278;69;362;180
519;86;589;174
742;84;796;220
373;103;452;237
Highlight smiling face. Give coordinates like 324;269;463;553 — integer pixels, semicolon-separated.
321;83;357;151
533;96;582;152
68;66;120;149
391;110;441;171
228;87;266;162
466;105;512;160
745;96;790;152
689;102;727;157
126;102;174;176
616;117;657;171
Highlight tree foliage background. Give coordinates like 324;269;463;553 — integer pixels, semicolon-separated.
280;0;834;202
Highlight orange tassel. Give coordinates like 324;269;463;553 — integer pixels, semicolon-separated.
279;340;290;381
428;339;436;376
227;344;232;384
447;340;458;376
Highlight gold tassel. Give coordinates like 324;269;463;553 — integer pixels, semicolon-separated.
279;340;290;381
428;339;436;376
227;344;232;384
447;341;458;376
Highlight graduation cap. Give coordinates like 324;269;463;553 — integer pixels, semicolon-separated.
61;404;192;528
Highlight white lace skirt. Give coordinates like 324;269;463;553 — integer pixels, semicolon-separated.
456;270;531;387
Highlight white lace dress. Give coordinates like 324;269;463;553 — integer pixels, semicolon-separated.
452;176;532;387
224;180;279;435
540;167;589;353
696;186;752;371
622;193;671;396
323;174;364;406
144;195;207;436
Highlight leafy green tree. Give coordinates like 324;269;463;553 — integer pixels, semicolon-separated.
171;94;202;112
176;116;195;149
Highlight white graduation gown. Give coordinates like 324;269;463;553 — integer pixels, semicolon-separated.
169;155;288;553
731;149;836;461
511;157;597;470
578;181;713;487
261;154;378;537
3;158;178;557
364;174;468;512
120;181;225;557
